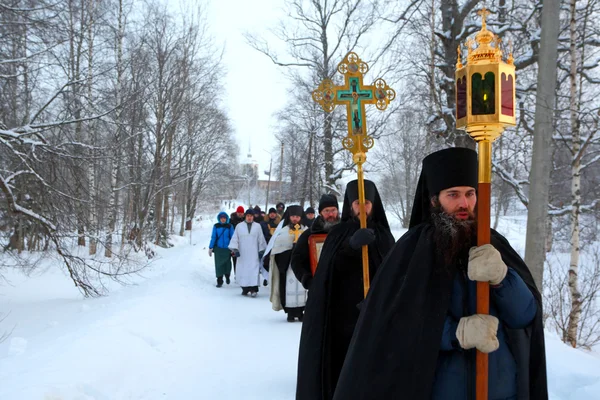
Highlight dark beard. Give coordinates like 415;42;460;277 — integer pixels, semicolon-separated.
431;205;476;267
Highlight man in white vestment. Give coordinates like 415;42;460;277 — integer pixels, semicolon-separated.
229;209;267;297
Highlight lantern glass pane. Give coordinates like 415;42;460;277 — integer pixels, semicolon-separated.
501;73;514;116
457;76;467;119
472;72;496;115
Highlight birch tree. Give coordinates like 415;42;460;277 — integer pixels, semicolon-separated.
247;0;380;187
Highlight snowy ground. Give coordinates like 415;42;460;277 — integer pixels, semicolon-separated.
1;216;600;400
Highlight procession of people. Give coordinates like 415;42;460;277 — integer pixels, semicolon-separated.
205;147;548;400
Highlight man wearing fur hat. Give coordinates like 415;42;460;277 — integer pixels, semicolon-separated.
229;209;267;297
333;148;547;400
269;205;308;322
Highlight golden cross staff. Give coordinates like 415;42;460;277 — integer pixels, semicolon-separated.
456;7;516;400
312;52;395;297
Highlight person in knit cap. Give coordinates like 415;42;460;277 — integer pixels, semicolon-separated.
333;147;547;400
275;202;285;218
253;205;264;223
261;207;281;244
291;194;340;290
208;212;235;287
230;206;245;228
302;207;316;228
229;205;245;274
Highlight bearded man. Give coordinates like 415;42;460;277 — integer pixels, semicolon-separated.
269;205;308;322
332;148;548;400
291;194;340;290
295;180;395;400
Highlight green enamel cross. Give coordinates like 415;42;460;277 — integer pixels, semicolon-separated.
337;76;373;132
312;52;396;139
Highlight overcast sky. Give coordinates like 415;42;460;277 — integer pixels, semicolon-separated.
205;0;290;173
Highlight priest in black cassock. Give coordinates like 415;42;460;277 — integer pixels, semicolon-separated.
295;179;395;400
332;148;548;400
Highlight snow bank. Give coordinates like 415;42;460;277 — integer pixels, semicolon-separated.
0;218;599;400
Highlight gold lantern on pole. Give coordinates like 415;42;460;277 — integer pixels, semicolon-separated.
455;7;516;400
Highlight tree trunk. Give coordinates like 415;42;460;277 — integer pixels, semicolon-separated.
566;0;582;348
179;196;186;237
106;0;124;258
524;0;561;290
70;0;86;248
301;131;314;206
87;0;97;256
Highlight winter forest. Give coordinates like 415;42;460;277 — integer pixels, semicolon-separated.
1;0;600;397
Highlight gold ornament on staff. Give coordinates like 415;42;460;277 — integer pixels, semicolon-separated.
312;52;395;297
455;7;516;400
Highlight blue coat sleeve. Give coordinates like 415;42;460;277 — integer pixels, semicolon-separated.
492;268;537;329
209;226;217;249
440;315;459;351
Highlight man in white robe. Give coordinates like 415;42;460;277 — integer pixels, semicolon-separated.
229;209;267;297
269;205;308;322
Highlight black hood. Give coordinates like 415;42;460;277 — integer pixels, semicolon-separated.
409;147;478;228
341;179;389;230
283;205;304;227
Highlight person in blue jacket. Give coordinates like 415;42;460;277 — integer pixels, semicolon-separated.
209;212;235;288
333;147;547;400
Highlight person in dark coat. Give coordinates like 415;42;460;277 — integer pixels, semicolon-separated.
253;205;264;223
295;180;395;400
260;207;281;243
229;206;245;274
302;207;316;228
332;147;548;400
275;202;285;218
208;212;235;287
291;194;340;290
229;206;245;227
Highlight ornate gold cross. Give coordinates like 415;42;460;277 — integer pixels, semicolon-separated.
289;224;303;243
312;52;395;297
312;52;395;158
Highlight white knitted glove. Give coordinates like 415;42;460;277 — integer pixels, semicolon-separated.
208;248;213;257
468;244;508;285
456;314;499;353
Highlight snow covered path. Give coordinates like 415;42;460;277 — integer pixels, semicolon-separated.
0;226;299;400
1;220;600;399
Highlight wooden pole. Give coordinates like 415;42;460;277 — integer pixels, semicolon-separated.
355;154;370;297
476;140;492;400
